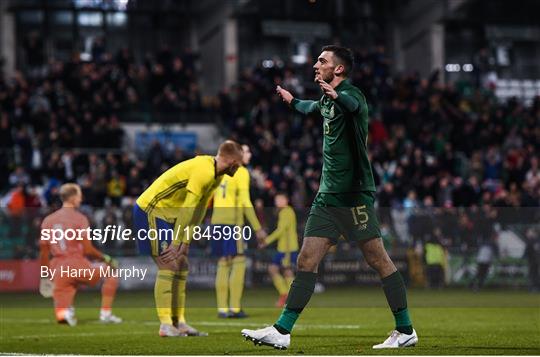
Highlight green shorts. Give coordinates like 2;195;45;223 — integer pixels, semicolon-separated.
304;191;381;243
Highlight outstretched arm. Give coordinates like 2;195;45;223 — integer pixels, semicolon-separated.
291;98;320;115
276;85;319;115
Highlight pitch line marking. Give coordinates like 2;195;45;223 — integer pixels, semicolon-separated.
195;321;362;329
5;331;151;340
1;318;361;330
0;352;82;357
2;319;361;340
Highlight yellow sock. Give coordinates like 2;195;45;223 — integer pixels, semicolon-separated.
285;275;294;288
172;269;188;324
155;270;174;325
271;273;289;295
215;258;231;313
229;255;246;313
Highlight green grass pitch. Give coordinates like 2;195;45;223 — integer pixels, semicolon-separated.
1;287;539;355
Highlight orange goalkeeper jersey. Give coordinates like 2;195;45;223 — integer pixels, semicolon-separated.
39;207;103;267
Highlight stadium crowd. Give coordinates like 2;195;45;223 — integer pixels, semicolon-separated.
221;47;539;209
0;46;539;266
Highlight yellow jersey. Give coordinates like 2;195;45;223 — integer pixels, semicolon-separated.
211;166;261;230
265;206;298;253
136;155;223;244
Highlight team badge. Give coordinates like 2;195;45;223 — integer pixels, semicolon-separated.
322;104;335;119
161;241;169;251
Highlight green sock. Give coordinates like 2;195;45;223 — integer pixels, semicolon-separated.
394;308;412;334
381;271;413;334
274;309;298;334
274;271;317;334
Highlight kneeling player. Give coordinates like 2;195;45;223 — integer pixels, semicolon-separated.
39;184;121;326
260;193;298;308
133;140;243;337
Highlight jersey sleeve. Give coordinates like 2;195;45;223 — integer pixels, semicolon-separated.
191;195;213;228
82;239;103;260
265;208;291;245
291;98;320;115
173;165;215;245
79;214;103;260
186;162;214;199
335;90;360;112
172;190;201;245
237;168;262;231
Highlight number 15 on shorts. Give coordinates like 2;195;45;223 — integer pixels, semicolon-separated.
351;205;368;229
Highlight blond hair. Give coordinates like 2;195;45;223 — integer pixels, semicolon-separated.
218;140;243;159
59;183;81;202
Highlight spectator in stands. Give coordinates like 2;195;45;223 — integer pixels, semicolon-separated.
424;233;447;289
107;170;126;207
6;184;26;217
523;228;540;292
9;167;30;187
471;208;499;290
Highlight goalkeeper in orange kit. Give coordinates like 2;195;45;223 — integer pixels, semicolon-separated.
39;183;121;326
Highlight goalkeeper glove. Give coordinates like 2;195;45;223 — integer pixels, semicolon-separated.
103;254;119;269
39;278;54;298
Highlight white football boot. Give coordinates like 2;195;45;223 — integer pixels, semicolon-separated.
241;326;290;350
62;306;77;327
159;324;186;337
176;322;208;337
99;310;123;324
372;329;418;349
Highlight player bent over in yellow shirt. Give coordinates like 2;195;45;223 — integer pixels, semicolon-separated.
260;193;299;308
133;140;243;337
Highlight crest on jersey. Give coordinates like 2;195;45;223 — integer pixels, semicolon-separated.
161;241;169;251
322;104;335;119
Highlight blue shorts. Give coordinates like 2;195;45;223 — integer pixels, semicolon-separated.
210;225;246;257
132;204;174;256
272;252;298;268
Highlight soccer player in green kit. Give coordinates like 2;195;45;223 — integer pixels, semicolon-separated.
241;45;418;349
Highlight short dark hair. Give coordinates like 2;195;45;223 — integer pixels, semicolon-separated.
322;45;354;76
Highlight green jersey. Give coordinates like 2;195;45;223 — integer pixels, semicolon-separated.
291;79;376;193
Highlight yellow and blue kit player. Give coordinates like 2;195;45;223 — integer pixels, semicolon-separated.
211;145;267;318
262;193;299;308
133;141;243;337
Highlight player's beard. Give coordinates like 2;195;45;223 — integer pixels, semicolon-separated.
323;72;335;83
